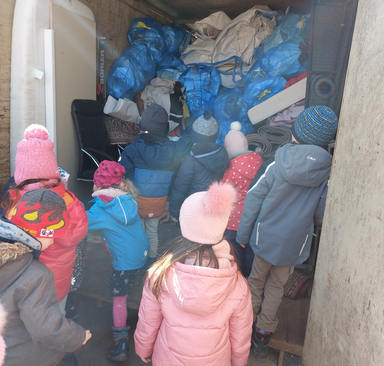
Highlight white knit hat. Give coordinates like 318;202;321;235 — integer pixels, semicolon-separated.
224;122;249;159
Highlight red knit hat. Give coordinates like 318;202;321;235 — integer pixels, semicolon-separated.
14;124;60;185
9;188;68;239
93;160;126;188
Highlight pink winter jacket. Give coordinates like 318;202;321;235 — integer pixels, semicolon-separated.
134;261;253;366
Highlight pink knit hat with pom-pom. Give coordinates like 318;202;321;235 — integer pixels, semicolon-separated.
224;121;249;159
180;182;237;244
14;124;60;185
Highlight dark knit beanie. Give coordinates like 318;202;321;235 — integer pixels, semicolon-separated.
292;105;338;147
140;103;169;138
192;111;219;143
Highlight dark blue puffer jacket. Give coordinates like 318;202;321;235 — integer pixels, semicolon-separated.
120;137;192;198
169;143;229;218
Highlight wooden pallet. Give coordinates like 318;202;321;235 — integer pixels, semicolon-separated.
268;297;310;365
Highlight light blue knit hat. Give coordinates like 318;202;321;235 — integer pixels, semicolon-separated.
292;105;338;147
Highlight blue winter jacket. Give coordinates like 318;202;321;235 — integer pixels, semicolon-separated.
169;143;229;218
119;137;192;198
236;144;331;266
86;189;149;270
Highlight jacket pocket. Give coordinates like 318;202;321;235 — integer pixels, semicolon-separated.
299;234;309;256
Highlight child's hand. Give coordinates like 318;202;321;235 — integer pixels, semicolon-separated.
82;330;92;345
170;216;178;223
239;243;247;248
140;356;151;363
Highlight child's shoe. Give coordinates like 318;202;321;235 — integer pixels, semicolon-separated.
251;326;272;359
107;327;130;362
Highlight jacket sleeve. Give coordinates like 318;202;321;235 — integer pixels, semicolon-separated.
169;156;194;218
314;182;328;226
65;196;88;247
86;203;106;231
17;264;85;352
236;162;275;245
134;278;163;359
229;279;253;366
120;145;135;180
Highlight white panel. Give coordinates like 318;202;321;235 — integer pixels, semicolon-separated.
247;78;307;125
44;29;57;153
53;0;96;191
10;0;50;173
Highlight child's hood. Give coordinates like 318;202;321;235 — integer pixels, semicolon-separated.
164;261;243;316
92;188;138;224
275;143;332;187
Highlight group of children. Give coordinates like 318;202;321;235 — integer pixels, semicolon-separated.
0;102;338;366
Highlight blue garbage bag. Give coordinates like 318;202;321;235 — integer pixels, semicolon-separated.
157;65;187;80
261;43;303;77
214;88;248;124
162;25;189;55
107;44;156;99
243;64;266;87
158;53;184;69
263;13;310;53
179;64;221;117
243;75;286;107
213;88;254;145
128;18;166;63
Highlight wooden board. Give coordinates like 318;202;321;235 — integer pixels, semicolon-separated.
268;297;310;356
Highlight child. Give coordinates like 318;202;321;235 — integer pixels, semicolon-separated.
120;103;192;263
236;105;338;357
134;182;253;366
169;111;229;219
4;124;88;311
0;188;91;366
222;122;263;277
86;160;149;362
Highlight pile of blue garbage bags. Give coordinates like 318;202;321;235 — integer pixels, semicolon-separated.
107;11;310;144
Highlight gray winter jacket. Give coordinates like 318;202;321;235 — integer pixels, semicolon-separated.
236;143;331;266
0;220;85;366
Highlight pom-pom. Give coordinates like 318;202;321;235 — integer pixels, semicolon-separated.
24;124;49;140
203;182;237;216
230;121;242;131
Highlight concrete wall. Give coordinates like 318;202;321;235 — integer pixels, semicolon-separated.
303;1;384;365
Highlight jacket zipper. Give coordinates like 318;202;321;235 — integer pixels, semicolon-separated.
299;234;309;256
256;222;261;246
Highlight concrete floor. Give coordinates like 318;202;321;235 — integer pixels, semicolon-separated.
72;222;300;366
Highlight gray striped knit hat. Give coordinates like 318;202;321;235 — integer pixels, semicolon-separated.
292;105;338;147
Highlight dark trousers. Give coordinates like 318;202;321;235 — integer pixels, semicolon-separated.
224;229;254;277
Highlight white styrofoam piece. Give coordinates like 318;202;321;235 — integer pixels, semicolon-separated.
247;77;307;125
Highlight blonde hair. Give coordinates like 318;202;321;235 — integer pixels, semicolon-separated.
148;236;219;300
113;179;138;198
